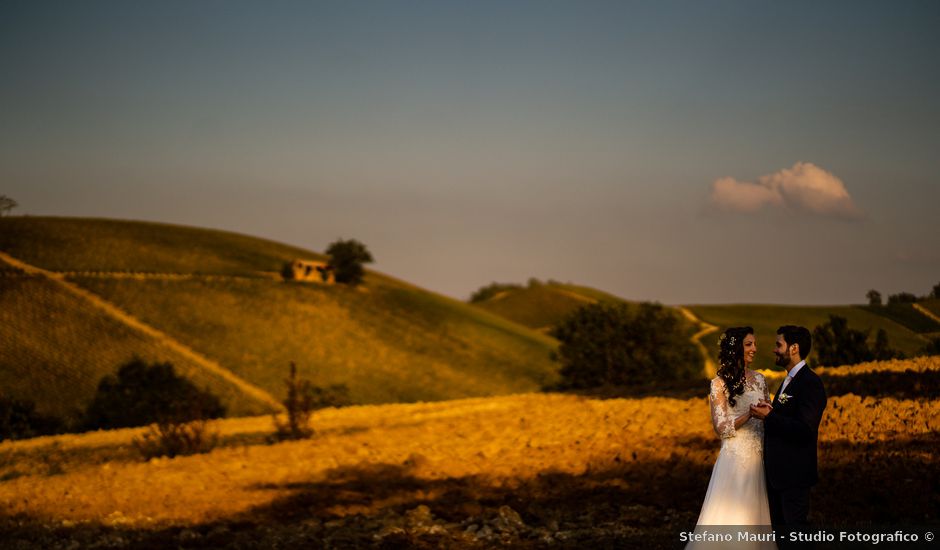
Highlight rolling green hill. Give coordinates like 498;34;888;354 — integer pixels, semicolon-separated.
860;303;940;333
0;217;559;421
921;299;940;319
686;304;930;368
471;282;630;331
0;216;319;275
0;274;273;419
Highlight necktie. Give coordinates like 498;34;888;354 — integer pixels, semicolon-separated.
780;375;793;394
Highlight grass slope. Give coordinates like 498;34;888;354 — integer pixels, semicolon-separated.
0;216;320;275
921;299;940;319
686;304;928;367
0;217;558;416
0;276;272;419
473;283;630;331
70;276;559;406
860;303;940;333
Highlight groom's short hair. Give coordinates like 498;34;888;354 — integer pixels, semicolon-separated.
777;325;812;360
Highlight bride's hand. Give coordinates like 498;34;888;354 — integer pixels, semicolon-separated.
750;403;772;419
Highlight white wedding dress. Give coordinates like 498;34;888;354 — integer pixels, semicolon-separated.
686;370;776;549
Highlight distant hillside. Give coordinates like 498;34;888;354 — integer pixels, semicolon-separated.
0;273;273;419
471;281;630;331
0;216;320;275
0;217;559;420
861;303;940;334
686;304;930;368
920;299;940;320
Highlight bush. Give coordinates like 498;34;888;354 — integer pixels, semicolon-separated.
549;302;701;390
888;292;918;304
325;239;373;286
83;358;225;430
273;362;315;440
280;261;295;281
469;282;523;303
0;394;64;441
812;316;902;367
872;328;903;361
272;362;352;441
920;337;940;357
133;418;218;459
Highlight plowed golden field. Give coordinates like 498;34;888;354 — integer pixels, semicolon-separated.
2;357;938;548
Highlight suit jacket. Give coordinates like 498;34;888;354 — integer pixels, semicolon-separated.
764;364;827;490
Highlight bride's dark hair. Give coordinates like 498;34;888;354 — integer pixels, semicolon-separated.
717;326;753;407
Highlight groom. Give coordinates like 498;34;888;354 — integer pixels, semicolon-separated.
750;325;827;546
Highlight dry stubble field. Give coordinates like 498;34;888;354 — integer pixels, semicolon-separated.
2;357;939;549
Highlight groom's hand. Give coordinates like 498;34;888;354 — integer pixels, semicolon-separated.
750;402;772;420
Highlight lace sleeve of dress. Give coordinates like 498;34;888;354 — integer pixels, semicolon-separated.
709;377;736;439
759;372;770;402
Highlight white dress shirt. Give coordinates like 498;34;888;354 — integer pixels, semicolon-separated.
780;360;806;394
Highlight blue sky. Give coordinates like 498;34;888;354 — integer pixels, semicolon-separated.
2;1;938;303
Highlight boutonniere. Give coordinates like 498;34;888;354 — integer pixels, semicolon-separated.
778;392;793;404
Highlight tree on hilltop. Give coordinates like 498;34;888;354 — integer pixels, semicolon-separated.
326;238;373;286
866;289;882;306
888;292;918;304
469;282;523;303
0;195;16;216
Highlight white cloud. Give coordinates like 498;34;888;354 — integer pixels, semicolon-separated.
710;162;862;218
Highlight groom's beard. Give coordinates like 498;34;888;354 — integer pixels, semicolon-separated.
774;352;789;367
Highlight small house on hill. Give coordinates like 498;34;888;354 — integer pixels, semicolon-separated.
286;259;335;284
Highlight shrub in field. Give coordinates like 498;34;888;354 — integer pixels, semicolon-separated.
272;362;351;441
872;328;904;361
133;417;218;459
83;358;226;430
920;337;940;357
273;362;316;440
0;394;63;441
549;301;700;389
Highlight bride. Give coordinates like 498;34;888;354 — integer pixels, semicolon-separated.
686;326;775;549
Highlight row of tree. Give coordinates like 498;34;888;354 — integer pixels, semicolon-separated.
811;316;902;368
545;301;940;391
812;314;940;368
866;282;940;306
469;277;564;303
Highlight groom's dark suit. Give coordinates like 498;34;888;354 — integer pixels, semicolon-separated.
764;363;827;543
